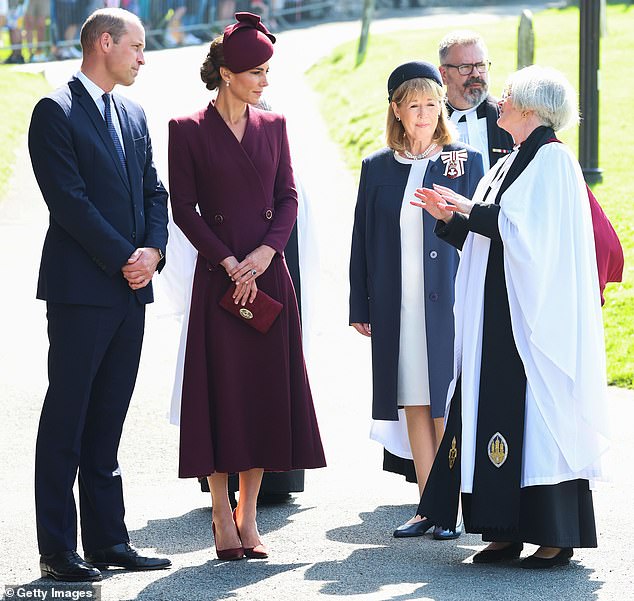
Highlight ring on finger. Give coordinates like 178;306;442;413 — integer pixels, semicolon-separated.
251;269;257;276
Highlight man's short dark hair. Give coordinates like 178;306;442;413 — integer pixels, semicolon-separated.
80;8;141;54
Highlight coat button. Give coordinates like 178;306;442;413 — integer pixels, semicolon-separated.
214;214;224;225
429;250;438;259
429;292;438;301
264;208;273;220
131;231;136;239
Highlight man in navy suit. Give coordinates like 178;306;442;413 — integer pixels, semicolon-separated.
28;7;170;582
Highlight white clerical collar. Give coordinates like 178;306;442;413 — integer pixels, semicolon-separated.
450;106;477;119
447;100;483;120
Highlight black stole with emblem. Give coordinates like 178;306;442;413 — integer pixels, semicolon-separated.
417;126;557;533
469;126;556;532
416;379;462;531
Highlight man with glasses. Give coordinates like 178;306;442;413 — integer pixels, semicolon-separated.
438;31;514;170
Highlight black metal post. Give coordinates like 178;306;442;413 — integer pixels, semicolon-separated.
579;0;603;184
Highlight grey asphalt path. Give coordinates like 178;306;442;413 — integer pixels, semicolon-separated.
2;4;633;600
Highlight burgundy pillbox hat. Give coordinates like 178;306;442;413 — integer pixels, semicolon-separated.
387;61;442;101
223;12;276;73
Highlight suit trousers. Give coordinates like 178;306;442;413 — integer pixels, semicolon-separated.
35;293;145;555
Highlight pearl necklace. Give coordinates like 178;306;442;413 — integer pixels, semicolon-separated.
403;142;438;160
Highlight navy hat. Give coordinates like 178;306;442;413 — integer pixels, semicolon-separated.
223;12;276;73
387;61;443;102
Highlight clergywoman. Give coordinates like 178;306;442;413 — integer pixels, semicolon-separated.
414;65;609;568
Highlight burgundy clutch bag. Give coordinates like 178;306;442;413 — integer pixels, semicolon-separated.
219;285;283;334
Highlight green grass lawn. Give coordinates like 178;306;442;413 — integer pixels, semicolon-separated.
309;3;633;387
0;67;51;200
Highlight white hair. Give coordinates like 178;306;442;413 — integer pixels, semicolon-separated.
506;65;579;132
438;30;488;63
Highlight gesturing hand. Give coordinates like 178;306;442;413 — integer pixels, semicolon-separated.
432;184;476;215
412;184;475;221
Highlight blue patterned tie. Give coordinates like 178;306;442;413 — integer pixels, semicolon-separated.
102;93;127;169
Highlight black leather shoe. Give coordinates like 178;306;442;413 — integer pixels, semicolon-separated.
433;520;463;541
520;547;573;569
85;543;171;571
393;517;433;538
472;542;524;563
40;550;102;582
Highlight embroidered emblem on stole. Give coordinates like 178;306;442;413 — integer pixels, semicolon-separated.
487;432;508;468
448;436;458;469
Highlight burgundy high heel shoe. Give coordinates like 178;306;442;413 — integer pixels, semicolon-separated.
212;521;244;561
233;509;269;559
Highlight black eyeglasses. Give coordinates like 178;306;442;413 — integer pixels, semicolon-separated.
442;61;491;76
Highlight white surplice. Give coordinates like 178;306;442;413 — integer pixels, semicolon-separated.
452;142;610;492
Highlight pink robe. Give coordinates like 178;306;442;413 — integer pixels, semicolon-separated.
168;103;326;477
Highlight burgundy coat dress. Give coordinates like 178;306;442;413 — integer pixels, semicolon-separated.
168;103;326;478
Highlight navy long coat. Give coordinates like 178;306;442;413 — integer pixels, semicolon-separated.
349;144;483;420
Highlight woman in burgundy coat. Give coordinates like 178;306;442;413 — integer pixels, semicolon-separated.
167;13;326;561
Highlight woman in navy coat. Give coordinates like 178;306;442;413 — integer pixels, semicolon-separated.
349;61;483;539
168;13;325;561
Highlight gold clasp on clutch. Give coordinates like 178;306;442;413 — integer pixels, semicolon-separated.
239;308;253;320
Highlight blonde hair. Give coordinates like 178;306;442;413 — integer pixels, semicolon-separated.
386;77;456;152
506;65;579;132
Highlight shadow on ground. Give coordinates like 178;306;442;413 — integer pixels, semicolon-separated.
302;505;604;600
128;499;310;555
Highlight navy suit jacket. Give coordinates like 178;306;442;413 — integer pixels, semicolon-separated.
29;77;168;306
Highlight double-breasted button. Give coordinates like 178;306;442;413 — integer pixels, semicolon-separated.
214;214;224;225
263;208;273;220
429;250;438;259
429;292;438;301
